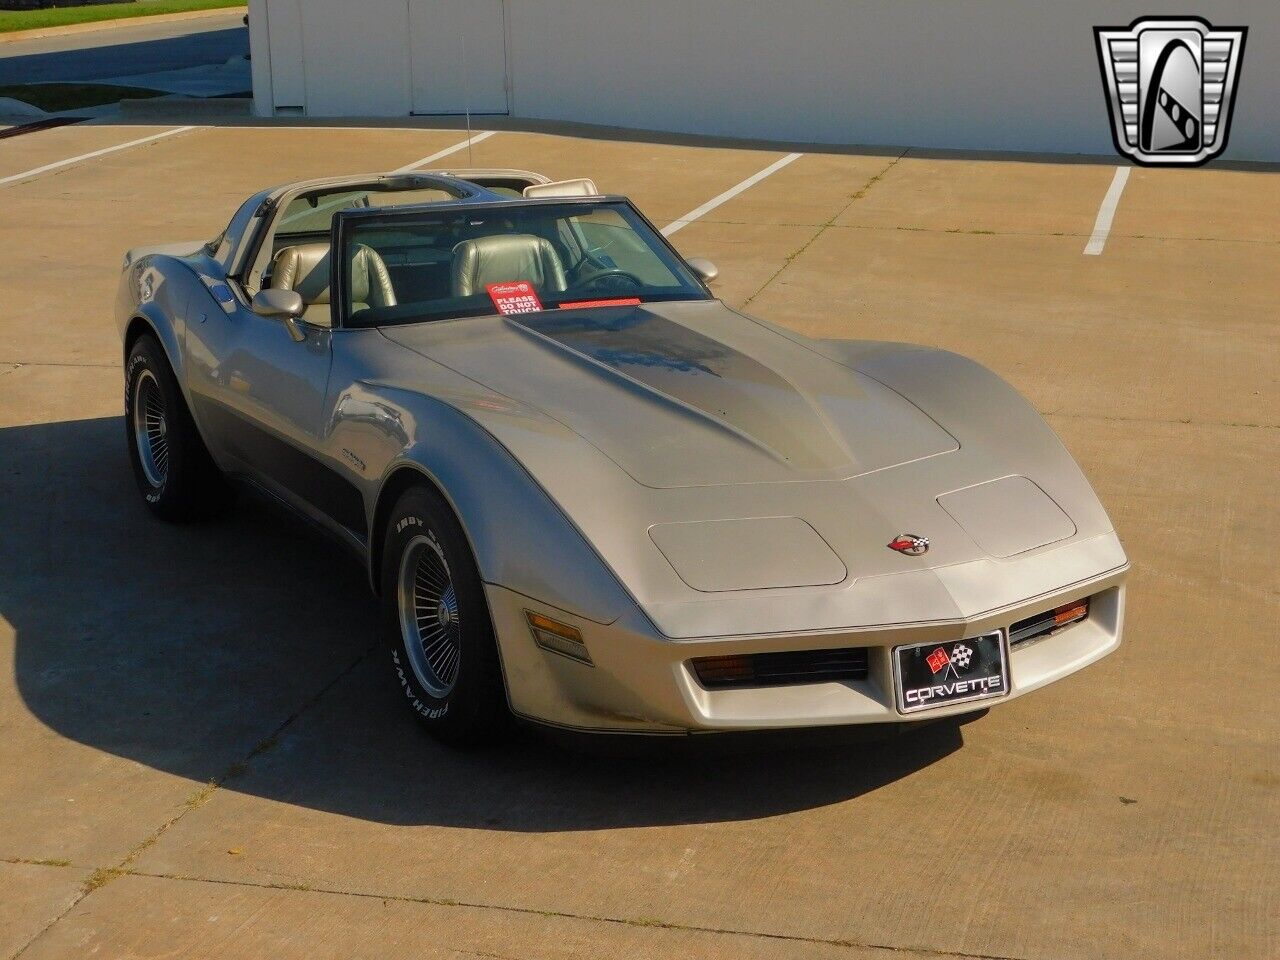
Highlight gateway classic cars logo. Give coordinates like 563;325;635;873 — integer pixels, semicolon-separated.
1095;16;1247;166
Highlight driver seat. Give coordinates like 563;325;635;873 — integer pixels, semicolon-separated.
450;234;568;298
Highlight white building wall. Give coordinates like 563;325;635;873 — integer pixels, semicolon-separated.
249;0;1280;161
251;0;412;116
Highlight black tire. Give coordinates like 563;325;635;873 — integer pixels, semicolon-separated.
380;485;509;745
124;334;231;521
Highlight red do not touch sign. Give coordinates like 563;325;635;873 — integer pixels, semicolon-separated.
486;281;543;316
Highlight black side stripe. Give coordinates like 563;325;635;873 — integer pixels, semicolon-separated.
195;398;366;537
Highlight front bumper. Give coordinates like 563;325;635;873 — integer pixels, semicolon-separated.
486;567;1127;735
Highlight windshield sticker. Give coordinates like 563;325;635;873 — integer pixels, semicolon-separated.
486;281;543;315
560;298;642;310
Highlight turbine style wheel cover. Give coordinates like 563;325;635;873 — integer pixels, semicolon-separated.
132;368;170;488
397;533;462;698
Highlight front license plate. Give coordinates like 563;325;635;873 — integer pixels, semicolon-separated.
893;631;1009;714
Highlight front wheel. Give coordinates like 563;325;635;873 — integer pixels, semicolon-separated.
124;334;230;521
380;485;509;745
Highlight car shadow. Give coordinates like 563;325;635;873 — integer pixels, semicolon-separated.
2;415;967;831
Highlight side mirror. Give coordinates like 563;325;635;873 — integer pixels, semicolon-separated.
686;257;719;285
251;289;307;342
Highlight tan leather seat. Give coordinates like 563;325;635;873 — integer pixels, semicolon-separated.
271;242;396;325
450;234;568;298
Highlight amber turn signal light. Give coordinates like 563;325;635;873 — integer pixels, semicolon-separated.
1053;599;1089;627
525;611;593;665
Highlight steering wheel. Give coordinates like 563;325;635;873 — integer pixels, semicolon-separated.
578;269;644;293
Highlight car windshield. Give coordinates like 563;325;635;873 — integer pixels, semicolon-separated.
339;200;710;327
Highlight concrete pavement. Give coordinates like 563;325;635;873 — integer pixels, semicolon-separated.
0;118;1276;959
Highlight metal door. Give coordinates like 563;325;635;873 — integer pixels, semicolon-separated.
409;0;509;115
185;295;350;532
263;0;305;110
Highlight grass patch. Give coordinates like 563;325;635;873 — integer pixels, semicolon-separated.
0;83;163;112
83;866;127;893
0;0;243;33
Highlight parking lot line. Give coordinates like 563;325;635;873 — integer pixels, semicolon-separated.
393;131;497;173
661;152;804;236
1083;166;1130;255
0;125;197;189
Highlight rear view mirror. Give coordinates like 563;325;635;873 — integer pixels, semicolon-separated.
686;257;719;284
251;289;307;342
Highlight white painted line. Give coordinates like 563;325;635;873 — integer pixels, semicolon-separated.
0;125;197;189
393;131;497;173
1083;166;1131;256
661;152;804;237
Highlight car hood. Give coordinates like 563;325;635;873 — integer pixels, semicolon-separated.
381;300;958;488
377;303;1124;637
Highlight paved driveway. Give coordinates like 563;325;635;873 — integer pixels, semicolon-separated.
0;117;1275;960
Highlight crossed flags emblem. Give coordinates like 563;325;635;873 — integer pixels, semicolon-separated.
926;642;973;679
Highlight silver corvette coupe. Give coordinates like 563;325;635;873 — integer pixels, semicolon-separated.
116;169;1128;744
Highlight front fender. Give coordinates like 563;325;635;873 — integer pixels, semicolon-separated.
116;255;207;388
352;388;637;627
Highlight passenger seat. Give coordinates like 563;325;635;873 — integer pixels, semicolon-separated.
271;242;397;325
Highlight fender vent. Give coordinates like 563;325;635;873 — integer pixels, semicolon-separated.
691;648;869;689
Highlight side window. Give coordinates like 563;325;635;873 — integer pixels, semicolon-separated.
271;186;459;262
216;193;272;279
261;191;374;294
277;191;371;239
250;185;459;297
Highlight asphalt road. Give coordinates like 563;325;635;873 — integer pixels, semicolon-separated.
0;11;246;84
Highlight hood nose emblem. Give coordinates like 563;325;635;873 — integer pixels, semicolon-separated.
888;534;929;556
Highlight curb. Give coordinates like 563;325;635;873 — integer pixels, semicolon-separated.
0;6;246;44
0;117;83;139
120;95;250;118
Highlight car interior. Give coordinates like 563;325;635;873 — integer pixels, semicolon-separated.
252;179;701;328
270;242;398;325
341;203;700;327
244;174;536;326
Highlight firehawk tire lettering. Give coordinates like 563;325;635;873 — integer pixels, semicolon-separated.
391;649;449;719
379;489;507;743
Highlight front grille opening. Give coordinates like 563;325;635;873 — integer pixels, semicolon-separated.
690;647;870;690
1010;597;1090;648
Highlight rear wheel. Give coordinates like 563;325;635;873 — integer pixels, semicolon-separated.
124;334;231;521
380;485;509;744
